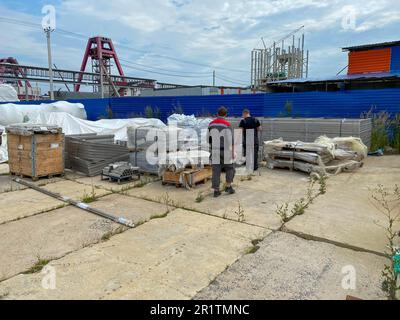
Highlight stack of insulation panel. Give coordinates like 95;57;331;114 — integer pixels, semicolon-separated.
226;118;372;148
65;133;129;176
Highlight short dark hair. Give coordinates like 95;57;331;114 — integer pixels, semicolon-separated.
218;107;228;117
242;109;250;114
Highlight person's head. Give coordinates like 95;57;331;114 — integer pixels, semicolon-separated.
217;106;228;118
242;109;250;118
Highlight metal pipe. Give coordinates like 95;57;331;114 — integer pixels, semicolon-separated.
14;178;135;228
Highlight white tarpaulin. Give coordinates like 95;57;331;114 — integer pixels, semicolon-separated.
0;84;19;102
26;112;166;142
0;112;166;163
0;101;87;126
0;125;7;163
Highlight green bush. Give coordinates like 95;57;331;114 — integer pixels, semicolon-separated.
362;110;400;153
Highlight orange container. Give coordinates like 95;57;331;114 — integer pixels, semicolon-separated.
348;48;391;74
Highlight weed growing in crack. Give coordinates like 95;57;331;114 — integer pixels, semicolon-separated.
101;226;127;242
195;192;205;203
151;212;168;220
82;184;96;203
235;201;246;222
275;174;328;223
23;256;50;274
370;184;400;300
160;193;176;213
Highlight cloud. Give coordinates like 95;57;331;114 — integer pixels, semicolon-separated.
0;0;398;87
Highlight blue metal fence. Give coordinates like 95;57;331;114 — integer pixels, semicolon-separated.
3;88;400;121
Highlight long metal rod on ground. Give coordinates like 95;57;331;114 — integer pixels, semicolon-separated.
13;178;135;228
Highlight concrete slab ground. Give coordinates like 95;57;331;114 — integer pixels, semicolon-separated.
195;232;388;300
0;194;171;281
127;168;308;230
0;175;26;194
75;175;159;193
286;156;400;254
0;164;9;175
0;188;64;224
42;180;111;201
0;209;269;300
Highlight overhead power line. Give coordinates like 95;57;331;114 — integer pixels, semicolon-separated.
0;16;250;75
121;63;213;79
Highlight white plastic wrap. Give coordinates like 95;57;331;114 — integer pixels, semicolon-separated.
167;114;212;151
0;101;87;125
26;112;165;142
0;125;7;163
0;84;19;102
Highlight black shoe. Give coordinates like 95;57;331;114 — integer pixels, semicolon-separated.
214;190;222;198
225;186;236;195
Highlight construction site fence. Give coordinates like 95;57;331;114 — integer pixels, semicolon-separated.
2;88;400;122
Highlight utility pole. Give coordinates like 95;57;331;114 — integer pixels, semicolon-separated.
44;26;55;100
213;70;216;87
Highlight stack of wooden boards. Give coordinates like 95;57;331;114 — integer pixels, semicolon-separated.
6;124;64;180
263;137;365;175
65;133;129;176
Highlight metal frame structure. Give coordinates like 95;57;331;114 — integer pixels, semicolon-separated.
75;36;146;98
0;62;157;91
0;57;35;100
251;27;309;91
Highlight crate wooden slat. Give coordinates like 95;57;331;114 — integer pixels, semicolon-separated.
162;166;212;189
6;124;65;181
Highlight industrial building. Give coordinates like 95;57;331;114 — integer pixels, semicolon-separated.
267;41;400;92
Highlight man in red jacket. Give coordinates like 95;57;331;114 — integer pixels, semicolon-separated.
208;107;235;198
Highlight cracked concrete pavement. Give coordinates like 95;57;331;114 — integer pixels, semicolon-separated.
0;156;399;300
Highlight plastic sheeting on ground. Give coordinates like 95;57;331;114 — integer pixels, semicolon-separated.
0;101;87;126
0;84;19;102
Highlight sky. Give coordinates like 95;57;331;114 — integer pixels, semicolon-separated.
0;0;399;92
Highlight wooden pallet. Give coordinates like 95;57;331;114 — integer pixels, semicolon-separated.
10;171;65;181
162;166;212;189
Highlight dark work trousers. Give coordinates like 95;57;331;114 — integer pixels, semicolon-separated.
243;143;260;171
211;155;236;190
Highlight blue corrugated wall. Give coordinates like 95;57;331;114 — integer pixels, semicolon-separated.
391;46;400;72
4;88;400;121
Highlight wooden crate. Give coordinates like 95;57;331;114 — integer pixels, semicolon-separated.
7;126;65;181
162;166;212;189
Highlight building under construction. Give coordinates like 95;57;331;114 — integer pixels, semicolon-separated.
251;27;309;91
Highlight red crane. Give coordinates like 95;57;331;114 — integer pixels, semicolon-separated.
74;36;126;96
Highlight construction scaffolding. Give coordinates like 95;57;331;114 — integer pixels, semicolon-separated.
251;27;309;91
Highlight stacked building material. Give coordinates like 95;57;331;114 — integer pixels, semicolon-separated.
226;118;372;148
6;124;64;180
263;138;365;175
127;126;202;175
65;134;129;176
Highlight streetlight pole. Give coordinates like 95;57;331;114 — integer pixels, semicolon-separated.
213;70;216;87
44;27;54;100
